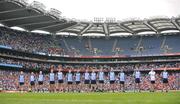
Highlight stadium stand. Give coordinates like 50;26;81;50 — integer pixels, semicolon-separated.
0;27;180;56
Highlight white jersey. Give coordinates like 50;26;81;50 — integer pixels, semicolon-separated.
67;73;73;82
109;72;115;81
57;72;63;80
135;71;141;79
99;72;104;80
85;72;90;80
19;74;24;83
119;72;125;81
75;73;81;81
30;75;35;82
91;72;96;80
162;71;168;79
49;73;55;81
149;71;156;81
38;74;43;81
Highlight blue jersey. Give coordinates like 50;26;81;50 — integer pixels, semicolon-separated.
119;72;125;81
75;73;81;81
162;71;168;79
109;72;115;81
99;72;104;80
30;75;35;82
38;74;43;81
57;72;63;80
135;71;141;79
91;72;96;80
19;74;24;83
49;73;55;81
67;73;73;82
85;72;90;80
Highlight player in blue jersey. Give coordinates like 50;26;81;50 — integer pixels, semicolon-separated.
161;68;169;92
133;68;141;92
38;71;44;92
49;69;55;92
119;70;125;92
19;71;25;92
30;72;35;92
98;67;105;91
109;67;116;92
90;69;97;91
84;69;90;92
57;65;64;92
66;70;73;92
75;70;81;92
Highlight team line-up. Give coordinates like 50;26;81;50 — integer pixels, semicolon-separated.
18;65;170;93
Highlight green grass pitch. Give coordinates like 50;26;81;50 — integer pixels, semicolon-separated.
0;92;180;104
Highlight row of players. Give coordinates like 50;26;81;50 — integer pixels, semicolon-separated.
18;68;169;92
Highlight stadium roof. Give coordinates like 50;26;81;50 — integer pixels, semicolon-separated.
0;0;180;36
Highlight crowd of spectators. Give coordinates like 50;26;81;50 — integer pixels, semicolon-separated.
0;27;65;55
0;57;180;72
1;27;179;56
0;58;180;72
0;58;51;70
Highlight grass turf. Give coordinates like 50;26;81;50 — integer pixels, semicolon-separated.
0;92;180;104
